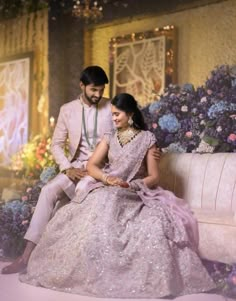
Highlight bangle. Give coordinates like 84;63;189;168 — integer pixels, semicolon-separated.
62;168;72;175
102;173;109;185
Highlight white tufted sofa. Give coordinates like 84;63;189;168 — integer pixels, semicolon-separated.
159;152;236;264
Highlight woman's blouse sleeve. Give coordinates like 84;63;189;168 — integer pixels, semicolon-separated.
103;132;112;146
147;131;157;148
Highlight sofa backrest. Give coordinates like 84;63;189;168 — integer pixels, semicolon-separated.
159;153;236;214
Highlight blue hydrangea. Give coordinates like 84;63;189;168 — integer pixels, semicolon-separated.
3;200;31;222
148;101;162;114
182;83;195;93
208;101;236;119
158;113;181;133
163;142;186;153
40;166;57;184
3;200;23;215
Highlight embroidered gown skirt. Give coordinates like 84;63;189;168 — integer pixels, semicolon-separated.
20;131;215;298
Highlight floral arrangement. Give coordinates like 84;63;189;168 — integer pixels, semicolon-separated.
0;182;43;258
0;166;57;258
202;260;236;298
10;134;57;179
0;131;58;257
200;65;236;152
142;65;236;153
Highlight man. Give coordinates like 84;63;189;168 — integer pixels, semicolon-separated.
2;65;113;274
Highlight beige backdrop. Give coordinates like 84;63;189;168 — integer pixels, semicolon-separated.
85;0;236;99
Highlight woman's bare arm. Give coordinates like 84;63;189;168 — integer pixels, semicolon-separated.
87;138;109;182
142;145;160;188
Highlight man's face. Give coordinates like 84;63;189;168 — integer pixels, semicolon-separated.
80;82;105;105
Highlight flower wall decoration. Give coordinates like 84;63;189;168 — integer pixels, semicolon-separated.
142;65;236;153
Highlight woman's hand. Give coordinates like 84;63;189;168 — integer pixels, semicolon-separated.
106;176;129;188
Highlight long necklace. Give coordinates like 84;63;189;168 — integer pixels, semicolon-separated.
82;104;98;151
117;127;140;147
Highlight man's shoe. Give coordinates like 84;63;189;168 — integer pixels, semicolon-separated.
1;257;27;274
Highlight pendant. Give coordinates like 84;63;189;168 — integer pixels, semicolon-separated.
89;145;95;151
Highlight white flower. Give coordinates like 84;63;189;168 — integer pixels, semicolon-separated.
195;140;215;153
181;105;188;112
200;96;207;103
199;113;204;119
216;126;222;132
200;120;206;125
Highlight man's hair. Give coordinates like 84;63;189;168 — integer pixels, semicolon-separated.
80;66;109;86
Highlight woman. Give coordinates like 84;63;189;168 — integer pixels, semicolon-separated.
20;93;215;298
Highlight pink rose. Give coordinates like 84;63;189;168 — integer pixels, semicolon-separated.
26;187;32;193
21;220;29;225
185;131;193;138
152;123;158;129
228;133;236;141
231;275;236;285
207;89;213;95
21;195;28;201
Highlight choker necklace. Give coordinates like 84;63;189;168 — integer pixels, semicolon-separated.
117;127;140;147
82;104;98;151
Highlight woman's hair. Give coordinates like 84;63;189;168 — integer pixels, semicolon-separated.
111;93;146;130
80;66;109;86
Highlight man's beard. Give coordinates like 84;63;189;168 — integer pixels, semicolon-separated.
84;90;101;105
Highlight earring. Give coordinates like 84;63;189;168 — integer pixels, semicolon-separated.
128;117;133;126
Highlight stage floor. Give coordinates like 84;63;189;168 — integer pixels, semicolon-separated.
0;261;235;301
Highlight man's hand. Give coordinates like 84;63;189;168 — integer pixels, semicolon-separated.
65;167;88;182
152;148;162;161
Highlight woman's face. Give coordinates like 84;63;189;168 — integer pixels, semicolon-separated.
111;105;131;129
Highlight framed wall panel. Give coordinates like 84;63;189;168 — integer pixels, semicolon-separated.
0;52;33;166
109;26;177;106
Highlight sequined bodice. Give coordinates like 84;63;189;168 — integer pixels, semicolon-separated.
103;130;153;182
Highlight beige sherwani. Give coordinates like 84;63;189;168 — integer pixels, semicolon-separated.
24;97;113;244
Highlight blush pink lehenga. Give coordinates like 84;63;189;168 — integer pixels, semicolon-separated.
20;131;215;298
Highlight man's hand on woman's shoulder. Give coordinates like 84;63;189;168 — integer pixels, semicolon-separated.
152;147;162;161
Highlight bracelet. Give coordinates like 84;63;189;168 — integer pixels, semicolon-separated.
102;173;109;185
62;167;73;175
